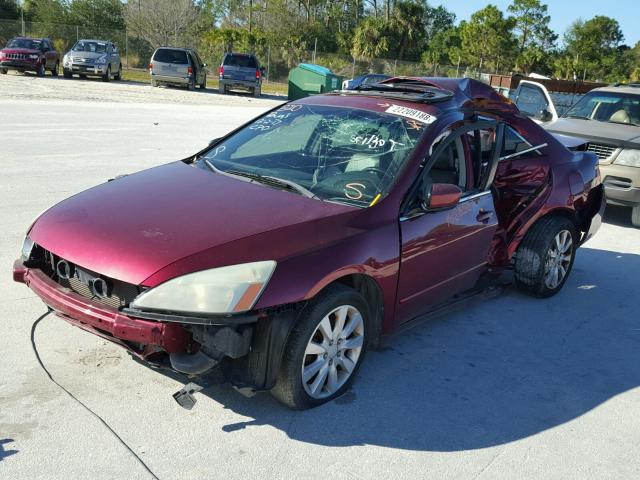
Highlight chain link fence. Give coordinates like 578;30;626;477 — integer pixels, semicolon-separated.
1;18;510;85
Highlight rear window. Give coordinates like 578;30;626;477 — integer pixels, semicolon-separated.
223;55;258;68
153;49;188;64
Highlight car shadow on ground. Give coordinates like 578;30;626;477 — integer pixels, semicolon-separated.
165;245;640;452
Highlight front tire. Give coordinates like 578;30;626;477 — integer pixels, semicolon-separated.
102;66;111;82
37;62;45;77
514;216;577;297
632;206;640;228
0;68;7;74
271;285;369;409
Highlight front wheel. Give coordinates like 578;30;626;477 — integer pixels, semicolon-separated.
514;216;577;297
271;285;368;409
0;68;7;74
37;62;45;77
102;65;111;82
632;206;640;228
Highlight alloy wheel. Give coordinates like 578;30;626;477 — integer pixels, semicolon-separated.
544;229;573;289
301;304;364;399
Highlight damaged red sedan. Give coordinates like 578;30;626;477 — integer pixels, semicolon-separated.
14;78;604;409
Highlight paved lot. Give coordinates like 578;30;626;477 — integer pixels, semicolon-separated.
1;76;639;480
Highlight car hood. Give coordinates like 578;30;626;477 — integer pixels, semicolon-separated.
546;118;640;146
1;48;40;55
29;162;357;286
67;51;105;60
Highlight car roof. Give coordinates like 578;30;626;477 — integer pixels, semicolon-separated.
593;85;640;95
76;39;112;44
156;46;193;52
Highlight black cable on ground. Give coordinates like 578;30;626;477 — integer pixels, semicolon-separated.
30;311;160;480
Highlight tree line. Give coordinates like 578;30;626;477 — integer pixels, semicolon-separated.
1;0;638;82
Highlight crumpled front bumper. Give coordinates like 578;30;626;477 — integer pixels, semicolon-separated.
13;259;189;355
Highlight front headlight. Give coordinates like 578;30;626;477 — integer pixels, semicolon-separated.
29;54;38;60
63;54;71;65
95;55;107;64
615;149;640;167
21;237;34;262
131;261;276;315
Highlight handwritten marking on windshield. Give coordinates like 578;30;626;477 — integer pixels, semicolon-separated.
350;134;405;151
345;183;366;200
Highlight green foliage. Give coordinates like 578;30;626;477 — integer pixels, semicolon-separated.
68;0;124;31
0;0;19;20
507;0;556;73
459;5;517;72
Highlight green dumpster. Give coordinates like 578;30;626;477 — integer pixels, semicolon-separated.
287;63;344;100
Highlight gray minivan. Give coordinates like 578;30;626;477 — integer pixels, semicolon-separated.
149;47;207;90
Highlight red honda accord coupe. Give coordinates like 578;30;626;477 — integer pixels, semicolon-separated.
14;78;604;409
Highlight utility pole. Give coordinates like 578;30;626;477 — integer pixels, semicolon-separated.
249;0;253;33
313;38;317;63
21;7;25;36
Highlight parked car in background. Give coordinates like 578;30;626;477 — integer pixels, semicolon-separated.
342;73;391;90
62;39;121;81
516;82;640;227
0;37;58;77
218;52;263;96
149;47;207;90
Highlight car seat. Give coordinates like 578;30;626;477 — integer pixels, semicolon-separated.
609;109;630;124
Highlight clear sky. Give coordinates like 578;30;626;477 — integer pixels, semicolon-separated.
430;0;640;46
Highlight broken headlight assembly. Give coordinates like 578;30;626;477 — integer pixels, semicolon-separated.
21;236;34;262
615;148;640;168
130;260;276;315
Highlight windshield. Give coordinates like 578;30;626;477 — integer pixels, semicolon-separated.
200;104;426;207
563;91;640;126
72;41;107;53
7;38;41;50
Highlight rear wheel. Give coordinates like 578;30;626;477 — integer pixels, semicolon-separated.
271;285;368;409
51;62;58;76
102;65;111;82
632;206;640;228
151;78;158;87
187;77;195;90
514;216;577;298
199;75;206;89
254;85;261;97
114;64;122;80
219;84;226;94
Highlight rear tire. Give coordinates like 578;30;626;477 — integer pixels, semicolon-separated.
514;216;577;298
187;77;195;90
219;84;226;94
199;75;206;89
254;85;261;97
271;285;369;410
51;62;58;76
632;206;640;228
114;64;122;80
151;78;158;87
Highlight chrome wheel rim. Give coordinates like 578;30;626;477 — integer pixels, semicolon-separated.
301;304;364;399
544;230;573;289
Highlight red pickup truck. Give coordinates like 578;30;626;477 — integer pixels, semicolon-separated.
0;36;59;77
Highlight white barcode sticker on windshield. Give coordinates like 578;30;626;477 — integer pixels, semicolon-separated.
385;105;437;124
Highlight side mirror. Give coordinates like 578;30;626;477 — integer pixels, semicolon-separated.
539;108;552;123
425;183;462;210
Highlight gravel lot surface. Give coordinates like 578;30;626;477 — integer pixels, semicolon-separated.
1;75;639;480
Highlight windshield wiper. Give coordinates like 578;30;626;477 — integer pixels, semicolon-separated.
226;169;319;199
563;114;590;120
